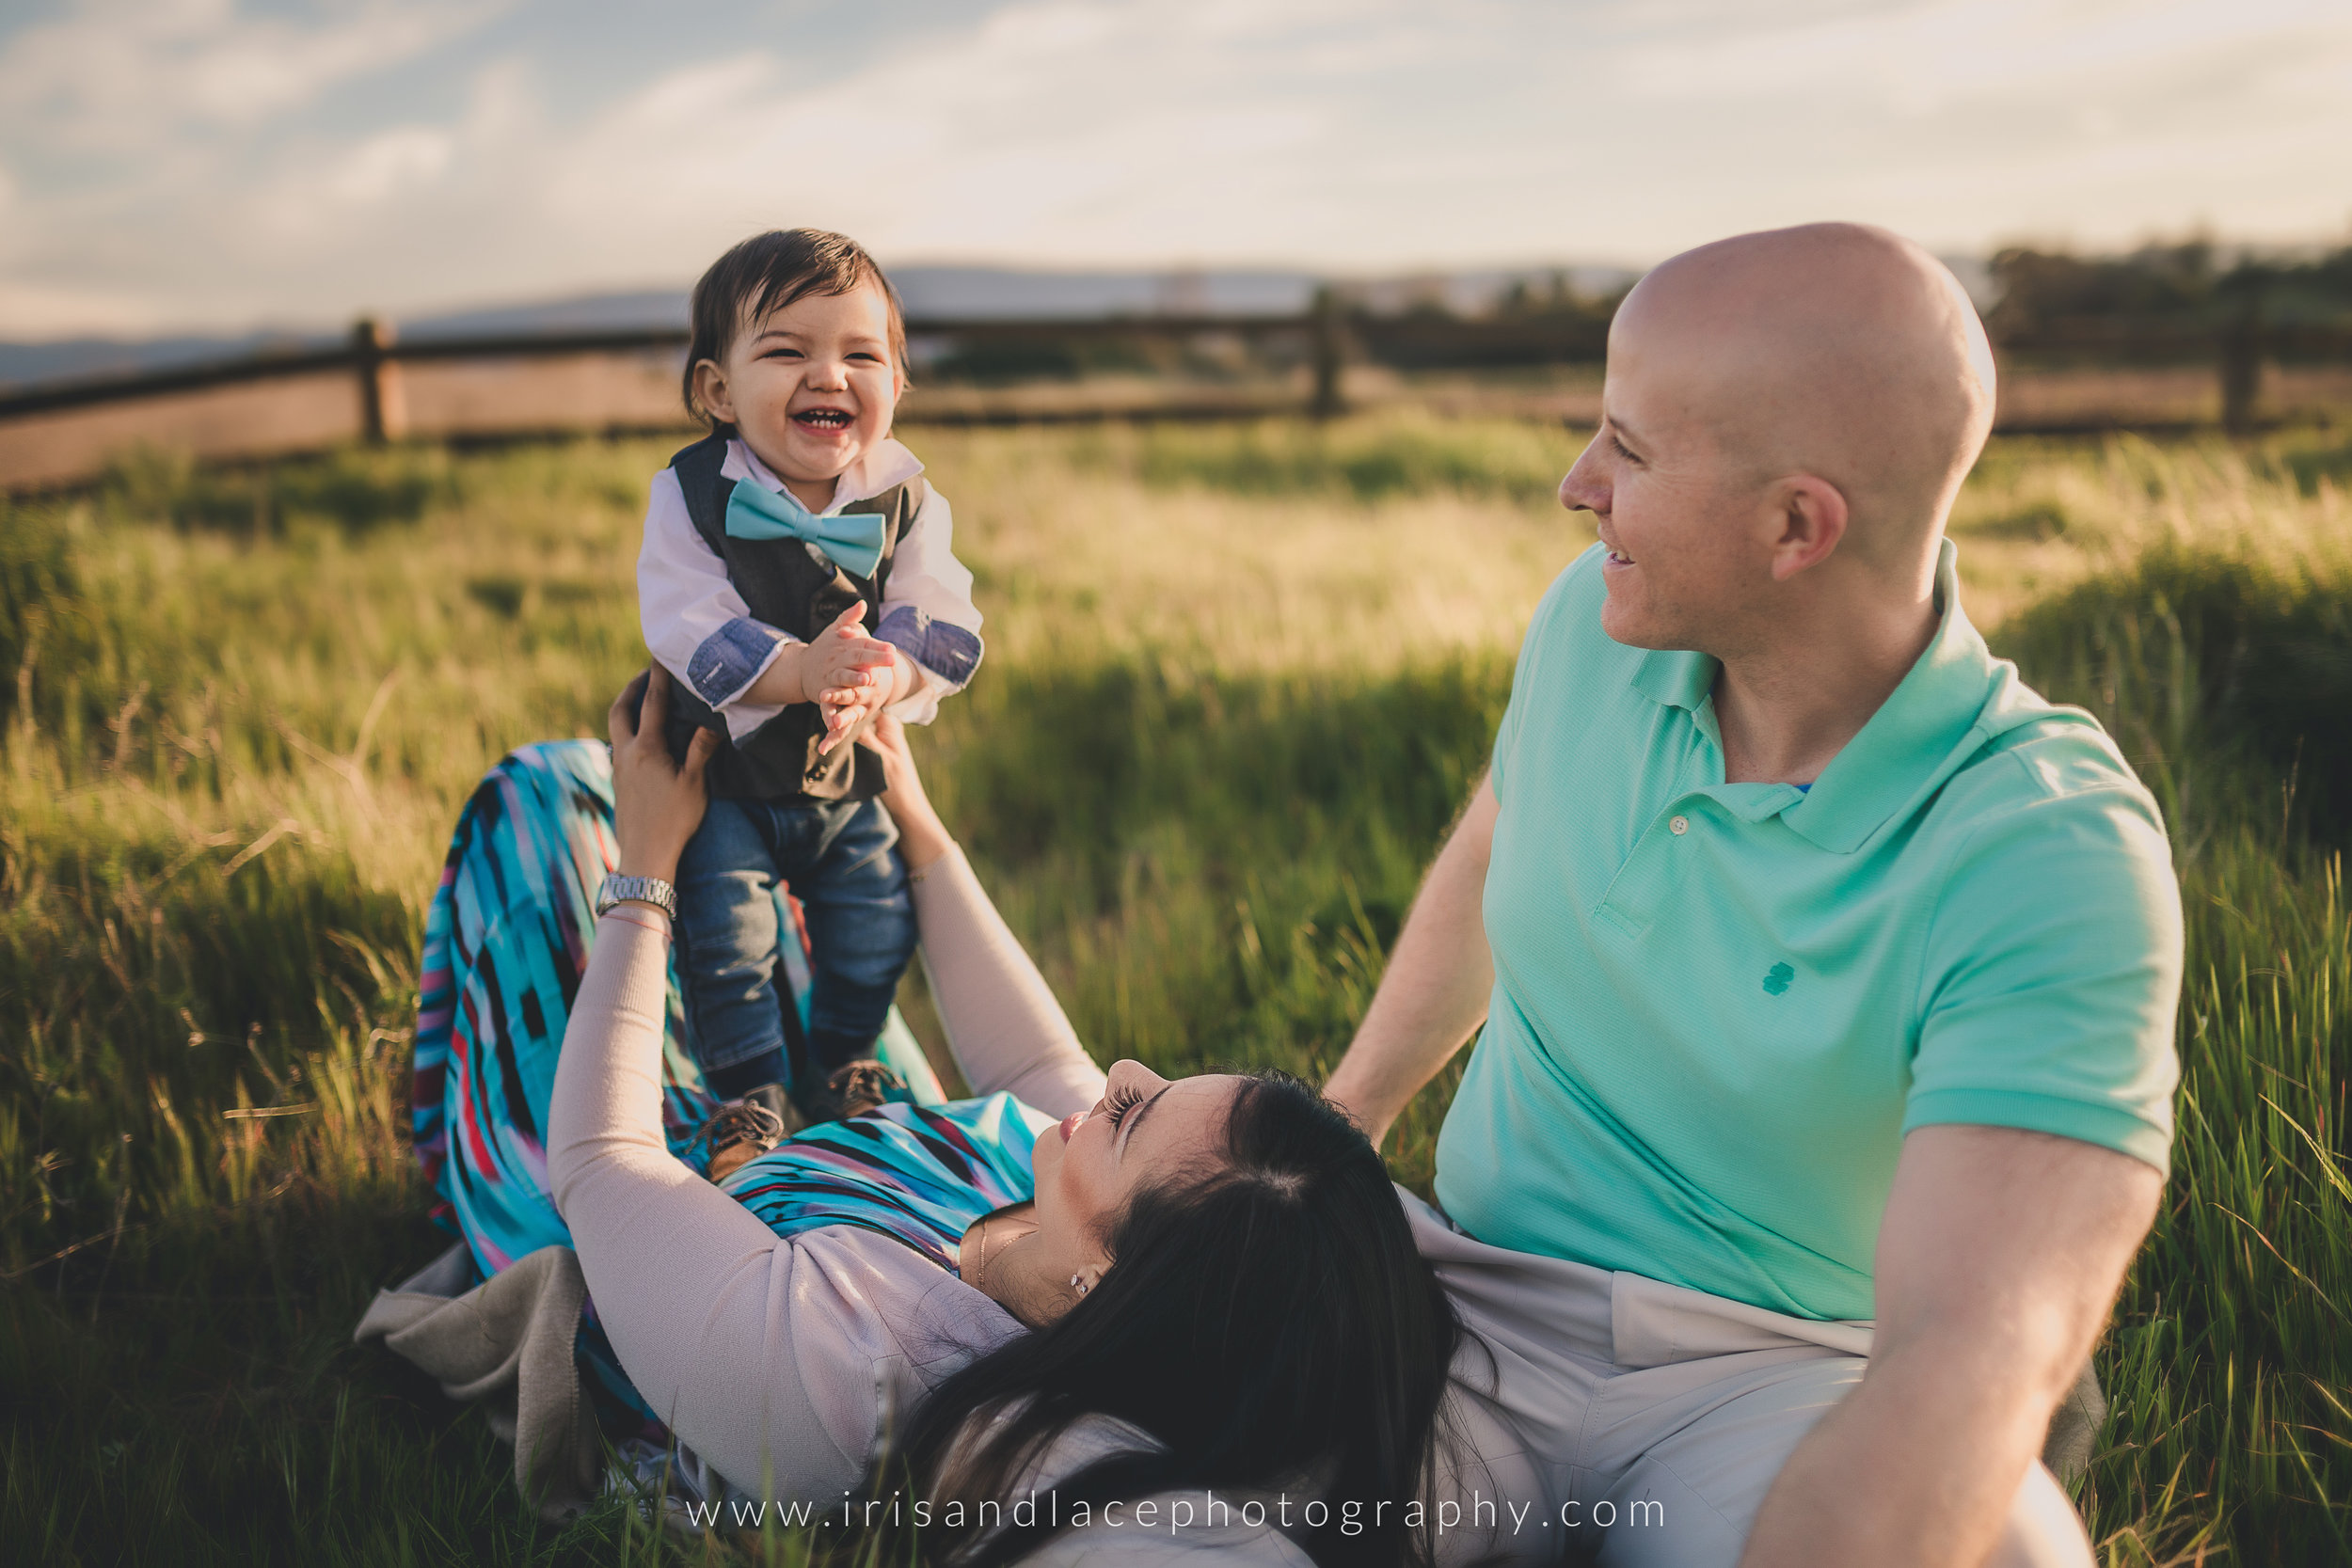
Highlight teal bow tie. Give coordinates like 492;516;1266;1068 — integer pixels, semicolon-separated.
724;483;886;579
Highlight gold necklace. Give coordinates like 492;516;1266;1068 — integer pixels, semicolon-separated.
964;1202;1030;1293
967;1214;995;1291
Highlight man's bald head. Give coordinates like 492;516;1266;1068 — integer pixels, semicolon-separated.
1610;223;1994;567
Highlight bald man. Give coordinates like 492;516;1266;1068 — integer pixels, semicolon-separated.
1329;225;2180;1567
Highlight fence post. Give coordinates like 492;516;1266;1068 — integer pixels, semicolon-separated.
1310;286;1345;420
353;316;408;444
2218;301;2261;436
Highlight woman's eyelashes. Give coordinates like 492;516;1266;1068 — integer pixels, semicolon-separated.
1101;1084;1146;1130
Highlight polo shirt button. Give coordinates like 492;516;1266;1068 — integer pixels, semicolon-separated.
1669;815;1690;835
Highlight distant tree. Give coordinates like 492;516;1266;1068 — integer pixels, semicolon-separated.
2230;244;2352;324
1491;270;1627;325
1988;236;2352;331
1987;239;2217;333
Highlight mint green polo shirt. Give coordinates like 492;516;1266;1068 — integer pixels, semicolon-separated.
1434;541;2184;1323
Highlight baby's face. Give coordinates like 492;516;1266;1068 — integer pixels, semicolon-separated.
700;279;903;499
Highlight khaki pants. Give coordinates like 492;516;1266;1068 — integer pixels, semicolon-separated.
1409;1194;2095;1567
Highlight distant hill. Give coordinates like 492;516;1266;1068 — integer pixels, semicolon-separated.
0;262;1664;389
0;332;333;389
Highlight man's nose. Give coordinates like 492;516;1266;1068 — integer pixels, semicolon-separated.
1559;453;1608;515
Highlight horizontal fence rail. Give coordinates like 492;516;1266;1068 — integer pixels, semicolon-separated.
4;308;2349;436
0;310;1348;427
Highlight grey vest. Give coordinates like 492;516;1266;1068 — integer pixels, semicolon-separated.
659;433;922;802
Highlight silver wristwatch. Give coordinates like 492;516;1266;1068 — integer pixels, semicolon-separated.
596;874;677;920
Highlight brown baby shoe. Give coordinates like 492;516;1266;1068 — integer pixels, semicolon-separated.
791;1058;906;1126
698;1085;788;1183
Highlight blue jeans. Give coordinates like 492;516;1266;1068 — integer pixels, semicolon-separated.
673;795;915;1097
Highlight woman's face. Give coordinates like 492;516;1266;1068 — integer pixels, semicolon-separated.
1028;1059;1243;1284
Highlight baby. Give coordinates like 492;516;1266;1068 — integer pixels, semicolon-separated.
637;229;982;1142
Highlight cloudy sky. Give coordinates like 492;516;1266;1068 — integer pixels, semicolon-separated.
2;0;2347;338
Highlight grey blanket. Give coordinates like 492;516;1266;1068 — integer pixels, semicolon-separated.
352;1239;2108;1525
353;1243;600;1522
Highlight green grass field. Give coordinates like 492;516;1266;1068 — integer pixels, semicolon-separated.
2;416;2347;1564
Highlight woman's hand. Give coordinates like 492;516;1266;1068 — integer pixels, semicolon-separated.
608;667;720;884
855;714;955;875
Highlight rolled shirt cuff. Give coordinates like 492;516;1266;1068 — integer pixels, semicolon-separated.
684;617;792;708
876;605;983;691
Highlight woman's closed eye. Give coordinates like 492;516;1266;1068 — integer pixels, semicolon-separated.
1102;1083;1146;1129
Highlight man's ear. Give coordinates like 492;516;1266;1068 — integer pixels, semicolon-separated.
691;358;735;426
1768;474;1849;581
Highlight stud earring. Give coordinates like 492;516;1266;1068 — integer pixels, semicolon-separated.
1071;1275;1088;1295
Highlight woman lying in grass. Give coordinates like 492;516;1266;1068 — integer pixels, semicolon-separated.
540;668;1468;1567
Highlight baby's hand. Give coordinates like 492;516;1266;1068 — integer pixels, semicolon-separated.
803;603;895;705
816;681;890;755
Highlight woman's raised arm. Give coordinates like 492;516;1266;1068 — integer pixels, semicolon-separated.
547;672;999;1498
859;719;1107;1118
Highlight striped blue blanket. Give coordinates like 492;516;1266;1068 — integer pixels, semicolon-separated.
410;740;1041;1437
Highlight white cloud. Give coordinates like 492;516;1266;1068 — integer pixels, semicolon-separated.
0;277;167;338
0;0;494;150
481;0;2352;275
227;55;537;259
523;0;1418;272
1609;0;2345;113
0;0;2348;335
323;126;456;209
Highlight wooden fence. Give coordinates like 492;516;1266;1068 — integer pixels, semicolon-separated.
1;299;2345;485
0;295;1353;441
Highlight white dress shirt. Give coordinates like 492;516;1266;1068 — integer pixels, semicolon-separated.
638;436;984;740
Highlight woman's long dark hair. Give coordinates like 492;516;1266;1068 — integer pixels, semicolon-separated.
868;1070;1461;1568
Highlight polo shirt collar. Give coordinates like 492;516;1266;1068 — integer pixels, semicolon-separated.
1629;539;2006;854
1629;641;1713;712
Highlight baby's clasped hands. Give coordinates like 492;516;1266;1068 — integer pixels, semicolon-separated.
806;602;899;753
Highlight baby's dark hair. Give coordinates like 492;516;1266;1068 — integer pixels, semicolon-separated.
682;229;908;425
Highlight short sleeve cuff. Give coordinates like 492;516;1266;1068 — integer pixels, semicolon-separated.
686;617;787;707
1902;1086;2172;1175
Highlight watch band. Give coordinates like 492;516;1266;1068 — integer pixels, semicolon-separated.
596;874;677;921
